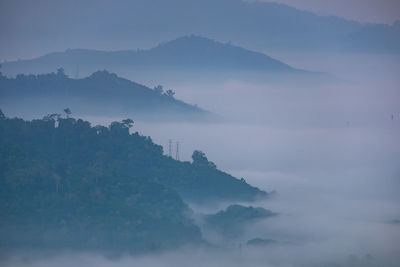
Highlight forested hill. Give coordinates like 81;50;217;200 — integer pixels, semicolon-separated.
0;112;267;250
0;69;211;121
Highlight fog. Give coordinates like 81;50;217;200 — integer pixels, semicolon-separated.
2;52;399;266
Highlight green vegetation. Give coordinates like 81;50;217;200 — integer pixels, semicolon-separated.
0;111;266;251
204;205;276;238
0;70;210;121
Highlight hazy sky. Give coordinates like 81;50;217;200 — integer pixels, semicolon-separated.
259;0;400;24
1;0;399;62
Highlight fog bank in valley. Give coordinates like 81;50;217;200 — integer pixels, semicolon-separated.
2;53;399;266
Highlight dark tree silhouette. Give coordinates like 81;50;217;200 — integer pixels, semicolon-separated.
57;67;66;76
63;108;72;118
122;118;134;129
43;113;61;121
165;89;175;97
153;85;164;95
192;150;208;165
192;150;217;169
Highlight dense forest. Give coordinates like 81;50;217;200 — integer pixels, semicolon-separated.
0;111;267;251
0;69;211;121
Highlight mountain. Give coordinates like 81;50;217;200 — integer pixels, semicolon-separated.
0;112;267;251
1;36;305;78
0;69;212;121
203;205;276;238
1;0;399;61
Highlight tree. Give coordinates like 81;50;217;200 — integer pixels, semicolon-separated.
208;161;217;169
57;67;66;76
109;120;132;135
165;89;175;98
43;113;61;122
122;118;134;129
95;125;108;135
64;108;72;118
0;64;4;79
153;85;164;95
0;109;5;120
192;150;208;165
192;150;217;168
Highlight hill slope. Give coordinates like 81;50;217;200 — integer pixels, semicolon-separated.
0;69;211;121
0;112;267;250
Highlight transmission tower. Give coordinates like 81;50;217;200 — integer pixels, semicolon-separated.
175;141;180;161
168;139;172;157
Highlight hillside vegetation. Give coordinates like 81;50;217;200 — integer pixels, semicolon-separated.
0;69;210;121
0;111;267;251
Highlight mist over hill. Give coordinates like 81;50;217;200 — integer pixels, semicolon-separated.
0;69;213;121
1;36;307;79
0;112;268;251
1;0;399;61
0;0;399;266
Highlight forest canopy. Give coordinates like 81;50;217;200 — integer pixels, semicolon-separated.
0;110;267;251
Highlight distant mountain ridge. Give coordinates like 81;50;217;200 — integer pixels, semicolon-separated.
1;0;399;61
139;36;298;71
1;36;304;78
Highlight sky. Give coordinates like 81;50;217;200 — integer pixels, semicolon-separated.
258;0;400;24
1;0;399;62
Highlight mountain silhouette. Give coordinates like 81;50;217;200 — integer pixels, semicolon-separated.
0;69;212;121
1;0;399;61
2;36;305;78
